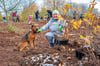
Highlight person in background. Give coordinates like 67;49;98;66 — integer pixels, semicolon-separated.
47;10;52;21
35;10;39;22
28;15;33;24
80;13;83;20
38;10;63;47
40;16;43;20
16;14;20;22
44;14;47;24
73;11;76;20
3;15;7;23
12;12;16;22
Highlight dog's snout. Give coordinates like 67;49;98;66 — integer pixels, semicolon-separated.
36;28;38;31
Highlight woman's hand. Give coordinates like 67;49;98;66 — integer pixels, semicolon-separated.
38;29;43;33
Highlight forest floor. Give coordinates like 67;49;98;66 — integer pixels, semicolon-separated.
0;20;100;66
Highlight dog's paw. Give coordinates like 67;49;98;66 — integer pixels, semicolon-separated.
34;47;37;49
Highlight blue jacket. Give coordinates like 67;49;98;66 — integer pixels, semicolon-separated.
35;11;39;18
47;10;52;18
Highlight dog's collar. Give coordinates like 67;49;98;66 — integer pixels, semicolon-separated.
32;31;37;33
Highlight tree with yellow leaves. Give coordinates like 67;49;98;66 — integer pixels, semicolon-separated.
20;3;39;21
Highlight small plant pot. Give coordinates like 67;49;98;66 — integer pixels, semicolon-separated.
75;50;85;60
55;37;69;45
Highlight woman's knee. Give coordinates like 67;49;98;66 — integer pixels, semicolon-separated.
45;32;54;37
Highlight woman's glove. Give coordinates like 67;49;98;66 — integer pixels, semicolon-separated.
38;29;43;33
59;25;62;31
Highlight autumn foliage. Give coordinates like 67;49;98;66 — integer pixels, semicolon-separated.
19;4;39;21
60;0;100;46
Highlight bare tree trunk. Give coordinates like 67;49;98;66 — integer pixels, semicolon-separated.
53;0;55;10
5;11;8;21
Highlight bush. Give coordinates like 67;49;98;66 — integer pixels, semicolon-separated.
2;25;21;33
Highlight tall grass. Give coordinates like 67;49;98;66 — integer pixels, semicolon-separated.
1;25;22;33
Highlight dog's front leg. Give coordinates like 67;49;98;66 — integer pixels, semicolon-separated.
33;40;36;48
30;40;34;48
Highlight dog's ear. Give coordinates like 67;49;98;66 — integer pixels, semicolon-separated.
32;25;34;27
31;25;34;29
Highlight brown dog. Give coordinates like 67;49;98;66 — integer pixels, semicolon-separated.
18;24;38;52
